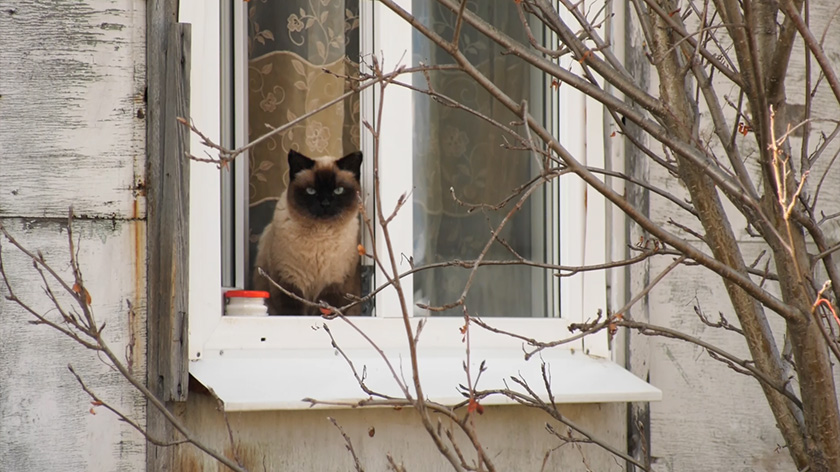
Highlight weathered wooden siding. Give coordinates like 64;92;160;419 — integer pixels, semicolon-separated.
0;0;147;470
145;1;192;468
0;0;146;220
0;220;147;470
623;0;654;465
172;392;626;472
635;2;840;469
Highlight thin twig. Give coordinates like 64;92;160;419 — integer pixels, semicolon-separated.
0;215;248;472
451;0;468;52
68;365;190;447
477;373;650;471
322;322;402;400
618;319;803;409
328;417;365;472
180;64;460;168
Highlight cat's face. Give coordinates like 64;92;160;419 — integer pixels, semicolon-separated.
287;150;363;221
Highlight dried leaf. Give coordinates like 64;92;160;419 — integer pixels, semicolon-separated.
89;407;97;415
91;400;103;406
73;283;92;305
319;307;332;315
467;398;484;415
368;426;376;437
357;244;366;256
578;50;593;63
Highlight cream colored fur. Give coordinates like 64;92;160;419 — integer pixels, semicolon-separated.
254;189;359;301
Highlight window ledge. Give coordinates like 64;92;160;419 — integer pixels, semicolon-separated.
190;346;661;411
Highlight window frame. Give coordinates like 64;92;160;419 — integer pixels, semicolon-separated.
180;0;653;409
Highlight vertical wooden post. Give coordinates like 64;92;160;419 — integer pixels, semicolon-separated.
624;3;653;467
146;0;190;468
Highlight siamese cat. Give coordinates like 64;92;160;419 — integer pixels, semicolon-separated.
254;149;363;315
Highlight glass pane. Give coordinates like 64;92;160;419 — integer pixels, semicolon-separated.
412;1;552;317
245;1;370;313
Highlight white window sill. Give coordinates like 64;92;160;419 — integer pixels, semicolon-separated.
189;317;661;411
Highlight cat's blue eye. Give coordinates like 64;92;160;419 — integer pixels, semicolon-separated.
305;187;316;195
333;187;345;195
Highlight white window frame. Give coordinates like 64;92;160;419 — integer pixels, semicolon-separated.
180;0;659;411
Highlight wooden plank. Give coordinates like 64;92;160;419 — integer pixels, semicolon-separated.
0;219;146;471
150;20;190;404
0;0;146;219
622;2;653;468
146;0;190;468
172;393;628;471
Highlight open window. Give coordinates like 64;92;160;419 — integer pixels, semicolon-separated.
182;0;660;411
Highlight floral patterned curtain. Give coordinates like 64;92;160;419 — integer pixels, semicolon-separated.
412;1;548;317
247;0;360;281
245;0;547;316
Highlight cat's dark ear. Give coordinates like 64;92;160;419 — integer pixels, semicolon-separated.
288;149;316;177
337;151;363;181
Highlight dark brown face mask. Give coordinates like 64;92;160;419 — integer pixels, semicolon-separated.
286;150;363;221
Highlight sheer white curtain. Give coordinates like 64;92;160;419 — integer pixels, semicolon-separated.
411;1;550;317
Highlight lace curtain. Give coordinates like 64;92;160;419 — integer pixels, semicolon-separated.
247;0;360;277
246;0;548;316
412;1;548;317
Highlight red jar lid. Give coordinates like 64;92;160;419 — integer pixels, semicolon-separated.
224;290;270;298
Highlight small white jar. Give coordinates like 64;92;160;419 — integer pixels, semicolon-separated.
224;290;270;316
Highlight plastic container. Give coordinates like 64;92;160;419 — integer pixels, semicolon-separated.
224;290;270;316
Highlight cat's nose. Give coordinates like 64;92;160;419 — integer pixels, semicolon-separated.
320;199;330;207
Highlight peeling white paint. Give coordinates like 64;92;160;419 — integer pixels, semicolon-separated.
0;0;146;219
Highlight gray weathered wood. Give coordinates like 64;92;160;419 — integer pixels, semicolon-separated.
146;0;190;468
0;0;147;469
148;17;190;405
623;2;653;468
0;219;147;471
172;393;627;471
0;1;146;219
